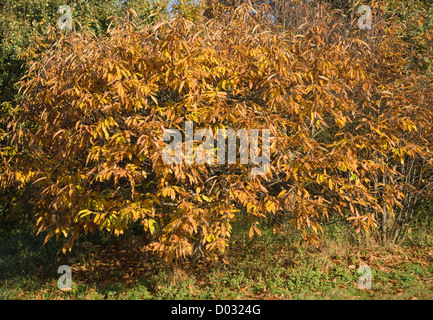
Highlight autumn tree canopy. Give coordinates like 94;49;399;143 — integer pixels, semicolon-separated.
2;1;433;261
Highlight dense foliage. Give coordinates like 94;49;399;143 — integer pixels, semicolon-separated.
0;0;170;223
1;0;433;261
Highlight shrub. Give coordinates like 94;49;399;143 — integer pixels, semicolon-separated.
4;2;433;261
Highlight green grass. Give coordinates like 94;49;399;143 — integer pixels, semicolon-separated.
1;215;433;300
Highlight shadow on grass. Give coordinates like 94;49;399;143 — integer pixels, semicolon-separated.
2;212;433;300
0;219;163;299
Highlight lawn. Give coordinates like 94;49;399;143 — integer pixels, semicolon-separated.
1;216;433;300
